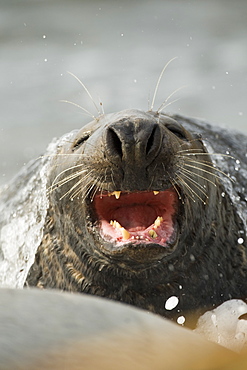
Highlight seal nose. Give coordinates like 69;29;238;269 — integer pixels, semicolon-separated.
104;119;162;168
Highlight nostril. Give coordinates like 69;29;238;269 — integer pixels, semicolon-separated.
107;128;123;159
145;125;162;162
146;126;156;156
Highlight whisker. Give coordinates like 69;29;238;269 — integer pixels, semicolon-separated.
60;176;87;201
158;86;186;113
50;168;95;200
178;171;209;199
176;149;205;154
48;169;88;194
90;183;101;202
167;175;184;203
69;169;104;201
49;164;87;190
67;71;101;115
177;151;235;159
150;57;178;111
176;175;206;205
158;98;181;114
98;98;105;115
60;100;95;119
179;137;215;147
183;160;234;181
180;157;215;166
176;175;196;203
61;168;98;201
70;182;89;200
89;174;106;202
81;182;99;203
177;166;217;187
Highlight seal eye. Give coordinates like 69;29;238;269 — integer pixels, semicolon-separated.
73;132;91;150
166;124;187;140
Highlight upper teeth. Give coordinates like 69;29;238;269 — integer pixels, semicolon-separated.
108;191;121;199
108;191;160;199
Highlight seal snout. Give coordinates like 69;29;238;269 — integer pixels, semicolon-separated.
104;118;162;190
105;119;162;165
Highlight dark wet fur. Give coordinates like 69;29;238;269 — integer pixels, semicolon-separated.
26;110;247;328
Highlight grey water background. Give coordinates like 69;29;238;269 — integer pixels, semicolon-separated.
0;0;247;186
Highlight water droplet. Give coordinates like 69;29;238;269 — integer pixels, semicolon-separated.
168;264;174;271
24;254;29;262
177;316;185;325
190;254;195;262
211;313;217;327
165;296;179;310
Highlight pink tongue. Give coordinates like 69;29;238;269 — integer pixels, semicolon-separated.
112;205;156;231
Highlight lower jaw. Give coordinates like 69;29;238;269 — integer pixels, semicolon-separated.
96;228;179;265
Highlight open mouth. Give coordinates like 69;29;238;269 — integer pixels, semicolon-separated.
92;189;179;247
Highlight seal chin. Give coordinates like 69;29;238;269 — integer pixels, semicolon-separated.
91;188;179;253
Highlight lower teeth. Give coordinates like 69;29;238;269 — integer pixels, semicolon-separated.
109;215;163;241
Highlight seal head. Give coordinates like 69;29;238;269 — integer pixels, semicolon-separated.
27;109;247;327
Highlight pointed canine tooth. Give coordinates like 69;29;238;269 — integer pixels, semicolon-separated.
110;220;121;229
154;216;163;229
121;227;130;240
115;221;122;229
113;191;121;199
149;230;158;238
153;191;159;195
108;191;121;199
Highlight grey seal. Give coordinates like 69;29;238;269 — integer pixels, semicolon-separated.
16;108;247;327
